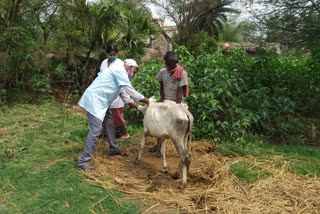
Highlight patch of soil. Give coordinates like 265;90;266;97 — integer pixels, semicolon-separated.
95;138;213;190
51;87;82;108
51;87;86;117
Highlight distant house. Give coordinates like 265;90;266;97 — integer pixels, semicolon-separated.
141;19;176;62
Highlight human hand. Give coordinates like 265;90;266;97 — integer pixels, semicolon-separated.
137;105;147;114
148;96;156;104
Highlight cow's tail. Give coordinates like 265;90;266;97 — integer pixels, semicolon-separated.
183;107;194;170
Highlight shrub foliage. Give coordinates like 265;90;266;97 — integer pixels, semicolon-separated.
128;47;320;141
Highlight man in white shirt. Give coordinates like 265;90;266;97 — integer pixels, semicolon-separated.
77;59;150;171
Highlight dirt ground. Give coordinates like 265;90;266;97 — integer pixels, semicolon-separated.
96;138;220;190
80;137;320;214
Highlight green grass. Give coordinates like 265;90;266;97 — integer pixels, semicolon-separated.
230;161;270;183
0;102;140;213
218;136;320;179
1;101;319;212
120;122;143;147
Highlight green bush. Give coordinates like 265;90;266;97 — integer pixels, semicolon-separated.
0;89;7;113
177;46;319;141
53;62;68;79
184;31;217;55
122;46;320;142
0;25;41;90
30;74;52;94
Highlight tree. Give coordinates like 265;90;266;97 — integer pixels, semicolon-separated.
220;19;266;43
33;0;59;46
221;21;244;43
116;0;160;59
52;0;158;61
250;0;320;50
148;0;238;46
0;0;42;90
238;20;265;43
184;31;218;54
45;0;159;88
0;0;160;92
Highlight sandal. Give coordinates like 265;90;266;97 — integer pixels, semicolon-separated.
149;144;159;153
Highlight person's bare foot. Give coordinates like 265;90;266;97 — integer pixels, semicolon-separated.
117;133;130;141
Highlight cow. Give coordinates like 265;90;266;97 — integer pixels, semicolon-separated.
135;101;194;189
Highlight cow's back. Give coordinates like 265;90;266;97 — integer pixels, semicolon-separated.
143;103;189;138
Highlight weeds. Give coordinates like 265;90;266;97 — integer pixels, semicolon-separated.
230;161;270;183
0;103;140;213
217;135;320;179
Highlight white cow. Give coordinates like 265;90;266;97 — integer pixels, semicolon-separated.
135;101;194;189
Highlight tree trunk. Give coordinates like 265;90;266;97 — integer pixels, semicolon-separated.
81;40;95;88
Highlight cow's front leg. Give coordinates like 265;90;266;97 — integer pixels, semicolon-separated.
135;132;147;163
160;139;168;173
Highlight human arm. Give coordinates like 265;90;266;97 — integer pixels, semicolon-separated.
176;70;188;103
176;86;183;104
121;85;149;113
122;85;149;104
159;81;164;102
156;70;165;102
113;69;150;109
127;96;155;114
127;101;147;113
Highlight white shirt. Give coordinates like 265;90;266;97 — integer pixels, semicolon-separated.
78;65;144;121
98;58;143;109
110;89;144;109
98;58;124;75
99;58;126;108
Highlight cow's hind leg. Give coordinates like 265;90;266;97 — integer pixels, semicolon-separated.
172;162;181;179
172;138;188;190
135;132;147;163
187;134;192;172
160;139;168;173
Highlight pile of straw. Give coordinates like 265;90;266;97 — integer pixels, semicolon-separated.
84;139;320;213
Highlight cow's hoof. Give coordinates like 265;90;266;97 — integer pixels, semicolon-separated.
179;184;185;190
171;174;179;179
162;168;168;173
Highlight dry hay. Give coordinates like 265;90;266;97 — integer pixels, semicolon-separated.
83;139;320;213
